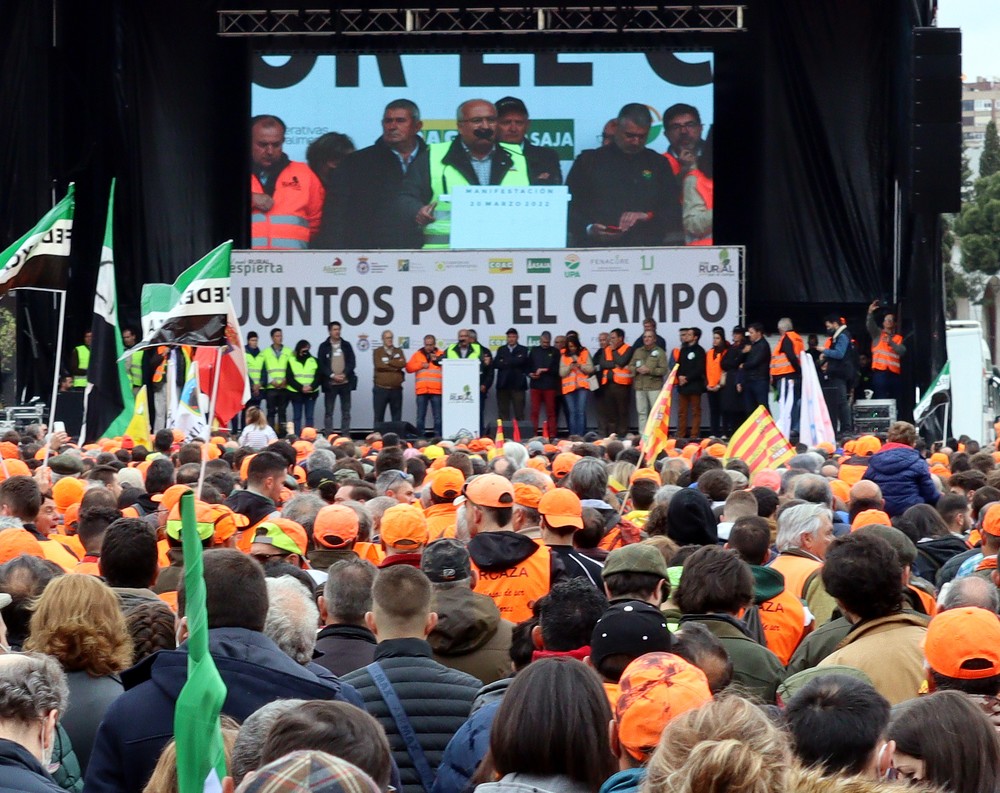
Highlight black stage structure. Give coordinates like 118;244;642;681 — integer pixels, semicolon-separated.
0;1;958;420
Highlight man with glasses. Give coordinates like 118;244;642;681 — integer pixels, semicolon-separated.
661;103;705;178
401;98;530;249
375;469;416;506
566;103;681;247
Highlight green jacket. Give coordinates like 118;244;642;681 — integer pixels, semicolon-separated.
680;613;786;704
630;345;668;390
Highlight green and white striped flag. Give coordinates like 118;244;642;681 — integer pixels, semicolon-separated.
174;491;228;793
0;184;75;294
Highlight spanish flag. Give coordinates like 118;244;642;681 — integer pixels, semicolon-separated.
725;406;795;474
641;365;679;465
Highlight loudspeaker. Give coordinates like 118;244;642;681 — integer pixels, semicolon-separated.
491;420;535;441
374;420;419;438
911;28;962;213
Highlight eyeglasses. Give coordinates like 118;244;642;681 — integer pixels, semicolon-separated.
667;121;701;132
384;470;414;485
251;550;290;564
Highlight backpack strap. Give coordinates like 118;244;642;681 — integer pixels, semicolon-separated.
366;662;436;793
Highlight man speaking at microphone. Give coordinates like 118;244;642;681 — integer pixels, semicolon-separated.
400;98;530;249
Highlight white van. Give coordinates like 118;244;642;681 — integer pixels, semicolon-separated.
945;320;999;444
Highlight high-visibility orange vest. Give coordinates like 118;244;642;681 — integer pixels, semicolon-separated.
770;331;804;377
759;587;810;666
250;162;325;250
405;349;444;395
159;591;178;613
53;533;85;560
706;347;724;388
908;584;938;617
38;539;80;573
686;168;714;246
425;503;458;541
73;557;101;577
561;349;592;395
473;542;551;623
355;541;385;565
767;553;822;600
663;151;682;176
872;332;903;374
156;538;170;569
603;344;633;386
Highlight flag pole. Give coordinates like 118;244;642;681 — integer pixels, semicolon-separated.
197;346;224;498
42;290;67;467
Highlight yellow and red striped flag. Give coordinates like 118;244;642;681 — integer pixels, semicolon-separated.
725;406;795;474
641;365;679;465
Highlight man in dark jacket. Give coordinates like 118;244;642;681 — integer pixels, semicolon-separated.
527;331;560;435
226;451;284;529
676;327;707;439
495;96;563;185
316;321;357;435
819;313;855;436
320;99;426;249
316;557;379;677
0;653;67;793
862;421;940;518
741;322;771;414
85;550;362;793
342;566;481;793
493;328;530;425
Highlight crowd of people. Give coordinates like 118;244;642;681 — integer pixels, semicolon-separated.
250;99;713;251
2;414;1000;792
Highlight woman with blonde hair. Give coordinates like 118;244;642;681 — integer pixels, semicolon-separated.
24;574;133;773
239;405;277;448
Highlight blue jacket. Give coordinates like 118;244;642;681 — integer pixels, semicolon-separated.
432;701;500;793
0;739;63;793
598;768;646;793
84;627;362;793
862;444;940;517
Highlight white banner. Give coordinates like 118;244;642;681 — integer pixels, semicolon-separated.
232;246;743;431
442;359;481;439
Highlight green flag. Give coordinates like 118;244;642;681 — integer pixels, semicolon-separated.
914;361;951;424
83;181;135;441
0;184;75;294
174;492;228;793
131;241;233;354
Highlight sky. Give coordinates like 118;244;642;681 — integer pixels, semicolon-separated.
938;0;1000;81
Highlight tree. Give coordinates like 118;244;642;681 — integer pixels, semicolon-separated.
982;120;1000;178
953;171;1000;275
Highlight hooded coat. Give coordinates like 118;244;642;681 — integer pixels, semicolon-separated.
861;443;940;517
429;586;514;685
666;488;719;546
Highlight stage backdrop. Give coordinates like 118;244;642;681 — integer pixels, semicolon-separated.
232;245;743;432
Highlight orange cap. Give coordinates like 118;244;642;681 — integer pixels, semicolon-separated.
843;440;857;454
829;479;850;505
681;443;700;460
0;460;31;480
52;477;86;513
251;517;308;556
850;509;892;531
380;504;429;549
152;484;193;512
982;504;1000;538
539;488;583;530
0;529;45;563
300;427;317;441
705;443;726;459
925;607;1000;679
817;441;836;455
526;456;550;472
62;502;80;532
854;435;882;457
314;504;360;549
552;452;581;478
292;465;306;485
461;474;514;508
0;442;19;460
513;483;543;510
293;440;314;462
630;468;661;486
430;467;465;500
166;500;248;544
930;452;950;466
752;470;782;493
616;652;713;761
240;453;257;481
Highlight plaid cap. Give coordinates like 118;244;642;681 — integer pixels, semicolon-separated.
925;607;1000;679
602;543;670;580
421;538;472;583
590;601;672;669
615;652;712;761
252;518;308;556
240;750;380;793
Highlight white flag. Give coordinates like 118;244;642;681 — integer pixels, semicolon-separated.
798;352;835;446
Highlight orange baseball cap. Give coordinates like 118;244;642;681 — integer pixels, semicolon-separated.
380;504;429;549
539;488;583;530
526;456;550;472
430;467;465;500
52;477;86;513
513;483;543;510
314;504;360;549
152;484;193;512
62;502;80;533
0;459;31;480
681;443;700;460
925;607;1000;679
460;474;515;508
240;453;257;481
930;452;950;466
0;529;45;563
552;452;581;478
615;652;713;761
251;517;308;556
300;427;317;441
817;441;836;455
829;479;851;505
851;509;892;531
705;443;726;459
751;470;782;493
854;436;882;457
293;441;314;462
630;468;661;486
166;500;248;543
0;442;19;460
982;504;1000;538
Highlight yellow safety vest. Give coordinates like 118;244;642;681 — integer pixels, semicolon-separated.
73;345;90;388
286;356;318;390
261;346;292;387
246;350;265;387
424;143;529;249
127;349;143;388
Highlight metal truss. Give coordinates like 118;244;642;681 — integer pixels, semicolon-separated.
218;6;746;37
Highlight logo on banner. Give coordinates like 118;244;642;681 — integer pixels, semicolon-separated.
527;120;576;160
436;261;447;271
357;334;371;352
488;258;514;275
323;256;345;274
397;259;410;271
489;336;505;348
357;257;371;274
398;336;410;349
699;248;734;276
640;254;655;271
448;384;474;403
527;335;541;347
526;257;551;274
565;254;581;278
